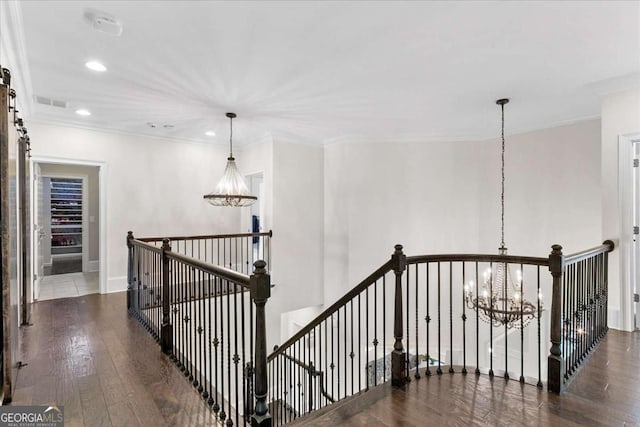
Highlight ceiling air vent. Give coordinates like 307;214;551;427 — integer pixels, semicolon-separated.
34;95;68;108
83;9;123;37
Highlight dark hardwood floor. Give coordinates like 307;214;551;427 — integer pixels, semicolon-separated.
10;292;640;426
11;292;217;427
293;329;640;426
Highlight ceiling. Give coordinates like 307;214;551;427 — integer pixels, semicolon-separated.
14;1;640;146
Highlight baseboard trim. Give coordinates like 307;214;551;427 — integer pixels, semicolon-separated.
106;276;127;294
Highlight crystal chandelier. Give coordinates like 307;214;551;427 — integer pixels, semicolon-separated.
464;99;542;329
203;113;257;207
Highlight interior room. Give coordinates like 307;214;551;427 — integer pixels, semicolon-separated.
0;1;638;426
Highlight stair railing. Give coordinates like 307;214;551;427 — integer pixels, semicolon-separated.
265;240;614;424
126;231;614;426
127;231;272;427
137;230;272;275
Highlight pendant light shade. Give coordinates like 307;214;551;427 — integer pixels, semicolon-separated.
204;113;257;207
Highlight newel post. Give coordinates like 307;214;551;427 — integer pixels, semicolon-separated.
251;260;272;427
126;231;134;311
391;244;408;387
548;244;565;393
160;238;173;354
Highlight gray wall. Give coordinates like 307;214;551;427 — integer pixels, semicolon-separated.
39;163;100;266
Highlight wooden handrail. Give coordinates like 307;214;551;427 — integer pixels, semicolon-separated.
406;253;549;266
138;230;272;243
131;238;162;254
565;240;615;264
165;250;251;288
268;260;394;362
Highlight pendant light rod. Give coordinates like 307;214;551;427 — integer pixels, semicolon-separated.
226;112;236;158
496;98;509;250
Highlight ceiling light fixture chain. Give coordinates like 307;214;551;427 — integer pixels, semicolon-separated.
498;98;508;250
463;98;543;329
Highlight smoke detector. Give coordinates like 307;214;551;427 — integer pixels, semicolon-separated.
83;9;123;36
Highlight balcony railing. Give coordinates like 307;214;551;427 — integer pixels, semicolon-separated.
126;231;613;425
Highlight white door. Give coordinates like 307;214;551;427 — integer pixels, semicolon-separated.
33;164;44;300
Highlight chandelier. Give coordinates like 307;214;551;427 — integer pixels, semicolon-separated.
203;113;257;207
464;99;542;329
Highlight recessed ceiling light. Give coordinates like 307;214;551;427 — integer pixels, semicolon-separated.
75;109;91;116
85;61;107;72
205;131;216;136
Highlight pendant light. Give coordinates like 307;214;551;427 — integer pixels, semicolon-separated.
464;99;542;329
203;113;257;207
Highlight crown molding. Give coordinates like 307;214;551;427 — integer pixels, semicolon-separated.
323;114;601;146
0;0;34;118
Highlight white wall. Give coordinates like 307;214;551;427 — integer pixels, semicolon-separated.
324;120;602;307
601;88;640;331
240;139;325;346
28;122;239;293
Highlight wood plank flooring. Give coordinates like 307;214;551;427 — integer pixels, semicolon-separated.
9;292;640;426
10;292;217;426
293;329;640;426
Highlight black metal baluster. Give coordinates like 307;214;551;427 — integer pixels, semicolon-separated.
241;281;246;422
462;262;467;375
437;262;442;375
520;264;524;384
342;306;347;399
426;263;431;377
504;262;509;380
358;293;361;391
206;275;213;405
188;267;194;382
181;261;187;373
415;265;420;379
365;287;369;389
213;276;220;415
520;263;524;383
382;275;386;382
337;308;341;400
219;277;226;423
489;261;494;377
405;267;410;379
475;262;480;375
331;313;335;398
324;319;328;406
226;278;232;427
373;280;378;387
350;299;354;395
197;270;203;391
537;265;542;388
234;281;239;427
449;262;454;374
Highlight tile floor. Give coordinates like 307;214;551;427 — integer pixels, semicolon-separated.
38;272;100;301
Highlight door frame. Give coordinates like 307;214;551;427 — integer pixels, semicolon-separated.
618;132;640;331
30;156;108;295
40;172;88;274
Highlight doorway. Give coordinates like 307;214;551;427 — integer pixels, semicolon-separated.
33;162;100;301
246;172;265;261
